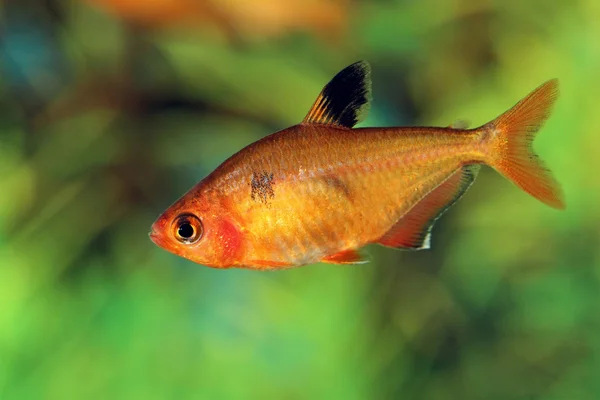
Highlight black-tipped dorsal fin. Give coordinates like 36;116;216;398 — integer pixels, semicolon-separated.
303;61;372;128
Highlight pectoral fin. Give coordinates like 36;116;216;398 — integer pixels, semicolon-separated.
321;249;370;264
377;165;480;250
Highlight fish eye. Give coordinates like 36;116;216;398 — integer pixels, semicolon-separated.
172;214;203;245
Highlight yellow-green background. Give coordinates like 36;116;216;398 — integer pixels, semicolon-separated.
0;0;598;399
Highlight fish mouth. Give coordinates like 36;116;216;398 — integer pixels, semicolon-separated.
148;224;165;247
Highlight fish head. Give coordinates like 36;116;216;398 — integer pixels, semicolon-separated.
149;189;244;268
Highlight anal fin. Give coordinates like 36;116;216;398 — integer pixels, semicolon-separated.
377;165;480;250
321;249;369;264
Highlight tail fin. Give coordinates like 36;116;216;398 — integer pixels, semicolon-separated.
484;79;565;209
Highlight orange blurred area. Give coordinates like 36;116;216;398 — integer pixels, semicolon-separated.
84;0;349;40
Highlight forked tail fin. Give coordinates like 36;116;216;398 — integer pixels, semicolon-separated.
484;79;565;209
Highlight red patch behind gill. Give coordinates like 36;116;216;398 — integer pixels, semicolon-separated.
215;218;243;267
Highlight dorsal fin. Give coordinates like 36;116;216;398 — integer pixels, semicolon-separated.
377;165;480;250
302;61;372;128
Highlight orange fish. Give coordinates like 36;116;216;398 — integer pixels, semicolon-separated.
149;61;565;269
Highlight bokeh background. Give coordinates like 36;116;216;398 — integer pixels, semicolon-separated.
1;0;598;398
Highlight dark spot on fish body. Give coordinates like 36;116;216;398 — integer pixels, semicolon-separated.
323;176;351;199
250;171;275;205
480;123;495;144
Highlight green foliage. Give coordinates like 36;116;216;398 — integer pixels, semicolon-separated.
0;0;598;398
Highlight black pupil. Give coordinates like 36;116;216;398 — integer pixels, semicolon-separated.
178;223;194;239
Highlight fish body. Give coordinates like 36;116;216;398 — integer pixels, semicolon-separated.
150;61;565;269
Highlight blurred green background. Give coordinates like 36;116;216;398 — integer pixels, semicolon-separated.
0;0;598;398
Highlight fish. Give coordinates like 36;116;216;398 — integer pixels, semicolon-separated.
149;61;565;270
